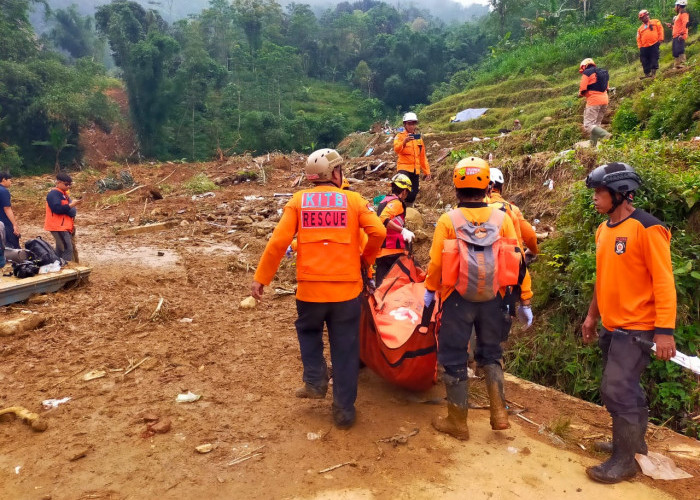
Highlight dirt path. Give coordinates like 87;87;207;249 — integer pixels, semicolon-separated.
1;163;698;499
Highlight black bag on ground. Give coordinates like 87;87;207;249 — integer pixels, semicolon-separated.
25;236;63;266
12;260;40;279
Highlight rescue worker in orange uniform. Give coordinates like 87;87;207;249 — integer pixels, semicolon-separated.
251;149;386;429
582;162;676;483
578;58;612;145
637;9;665;78
488;167;538;333
44;172;81;262
424;157;519;440
375;173;415;286
393;112;431;203
666;0;690;68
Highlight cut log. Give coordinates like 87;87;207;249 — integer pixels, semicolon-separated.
0;314;45;337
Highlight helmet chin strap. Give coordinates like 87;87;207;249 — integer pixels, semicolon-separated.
607;190;633;214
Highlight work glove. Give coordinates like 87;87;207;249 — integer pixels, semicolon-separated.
401;228;415;244
285;245;294;258
517;305;533;330
423;290;436;307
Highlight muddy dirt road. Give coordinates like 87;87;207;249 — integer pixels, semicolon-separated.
1;162;698;499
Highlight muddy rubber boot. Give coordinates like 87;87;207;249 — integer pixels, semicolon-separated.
483;364;510;430
680;54;687;67
432;374;470;441
595;410;648;455
295;383;327;399
590;126;611;147
586;417;640;483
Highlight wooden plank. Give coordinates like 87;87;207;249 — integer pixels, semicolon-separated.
0;266;91;306
115;221;177;236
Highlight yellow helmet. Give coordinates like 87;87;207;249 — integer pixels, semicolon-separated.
306;149;343;182
391;173;413;190
579;58;595;73
341;177;351;189
453;157;490;189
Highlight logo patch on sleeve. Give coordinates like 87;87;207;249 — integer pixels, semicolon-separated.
614;237;627;255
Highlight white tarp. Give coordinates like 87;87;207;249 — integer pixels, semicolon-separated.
452;108;488;123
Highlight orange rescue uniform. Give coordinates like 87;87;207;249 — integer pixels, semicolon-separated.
579;70;609;107
425;203;518;300
377;197;406;258
254;185;386;302
672;12;689;39
393;130;430;176
44;188;75;232
637;19;664;48
595;209;676;334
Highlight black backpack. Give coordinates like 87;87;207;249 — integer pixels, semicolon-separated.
25;237;63;266
12;260;40;279
585;67;609;93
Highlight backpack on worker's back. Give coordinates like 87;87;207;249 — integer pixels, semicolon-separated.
25;236;63;267
441;207;521;302
585;67;609;92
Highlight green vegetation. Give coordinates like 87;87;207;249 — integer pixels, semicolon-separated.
184;172;218;194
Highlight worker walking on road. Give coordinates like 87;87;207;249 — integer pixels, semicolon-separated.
251;149;386;430
667;1;690;68
578;58;612;146
423;157;520;440
375;173;415;286
582;162;677;484
637;9;665;78
394;112;431;204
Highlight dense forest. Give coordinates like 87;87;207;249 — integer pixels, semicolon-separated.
0;0;697;169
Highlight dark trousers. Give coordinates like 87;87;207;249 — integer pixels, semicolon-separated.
295;296;361;416
50;230;74;262
4;223;19;249
375;253;402;286
672;37;686;58
639;43;660;74
599;328;654;425
438;293;504;381
399;170;420;204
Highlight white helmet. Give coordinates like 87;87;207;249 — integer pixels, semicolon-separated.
402;112;418;123
675;0;687;6
490;167;505;185
306;149;343;182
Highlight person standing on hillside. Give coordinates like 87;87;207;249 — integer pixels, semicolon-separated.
45;172;81;262
0;172;21;249
637;10;665;78
374;173;415;286
394;112;431;204
666;1;690;68
251;149;385;430
578;58;612;146
582;162;676;484
423;157;519;440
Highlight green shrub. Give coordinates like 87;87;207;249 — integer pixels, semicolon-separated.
184;173;218;194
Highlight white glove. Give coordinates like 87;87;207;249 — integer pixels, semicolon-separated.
517;305;533;330
401;228;415;244
423;290;435;307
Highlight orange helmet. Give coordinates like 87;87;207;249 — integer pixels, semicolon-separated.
453;157;490;189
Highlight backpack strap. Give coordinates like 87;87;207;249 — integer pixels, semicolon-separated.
447;208;468;231
486;206;506;229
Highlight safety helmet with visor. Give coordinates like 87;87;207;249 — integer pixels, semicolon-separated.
453;157;490;189
675;0;687;6
490;167;505;185
306;149;343;182
390;173;413;191
585;162;642;214
638;9;649;19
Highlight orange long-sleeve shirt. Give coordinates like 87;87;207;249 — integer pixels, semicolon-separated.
578;69;609;107
394;130;430;175
595;209;676;334
378;196;406;258
672;12;689;39
254;185;386;302
637;19;664;48
424;202;517;300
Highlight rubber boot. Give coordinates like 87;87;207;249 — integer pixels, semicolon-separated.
680;53;687;67
590;126;611;147
594;409;648;455
586;417;640;483
432;374;470;440
483;364;510;430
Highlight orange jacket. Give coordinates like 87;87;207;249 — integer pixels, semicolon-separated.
254;185;386;302
394;130;430;175
637;19;664;48
44;188;75;232
595;209;676;333
377;195;407;258
672;12;689;39
424;202;518;300
578;69;609;107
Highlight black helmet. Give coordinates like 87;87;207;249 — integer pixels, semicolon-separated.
585;162;641;193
